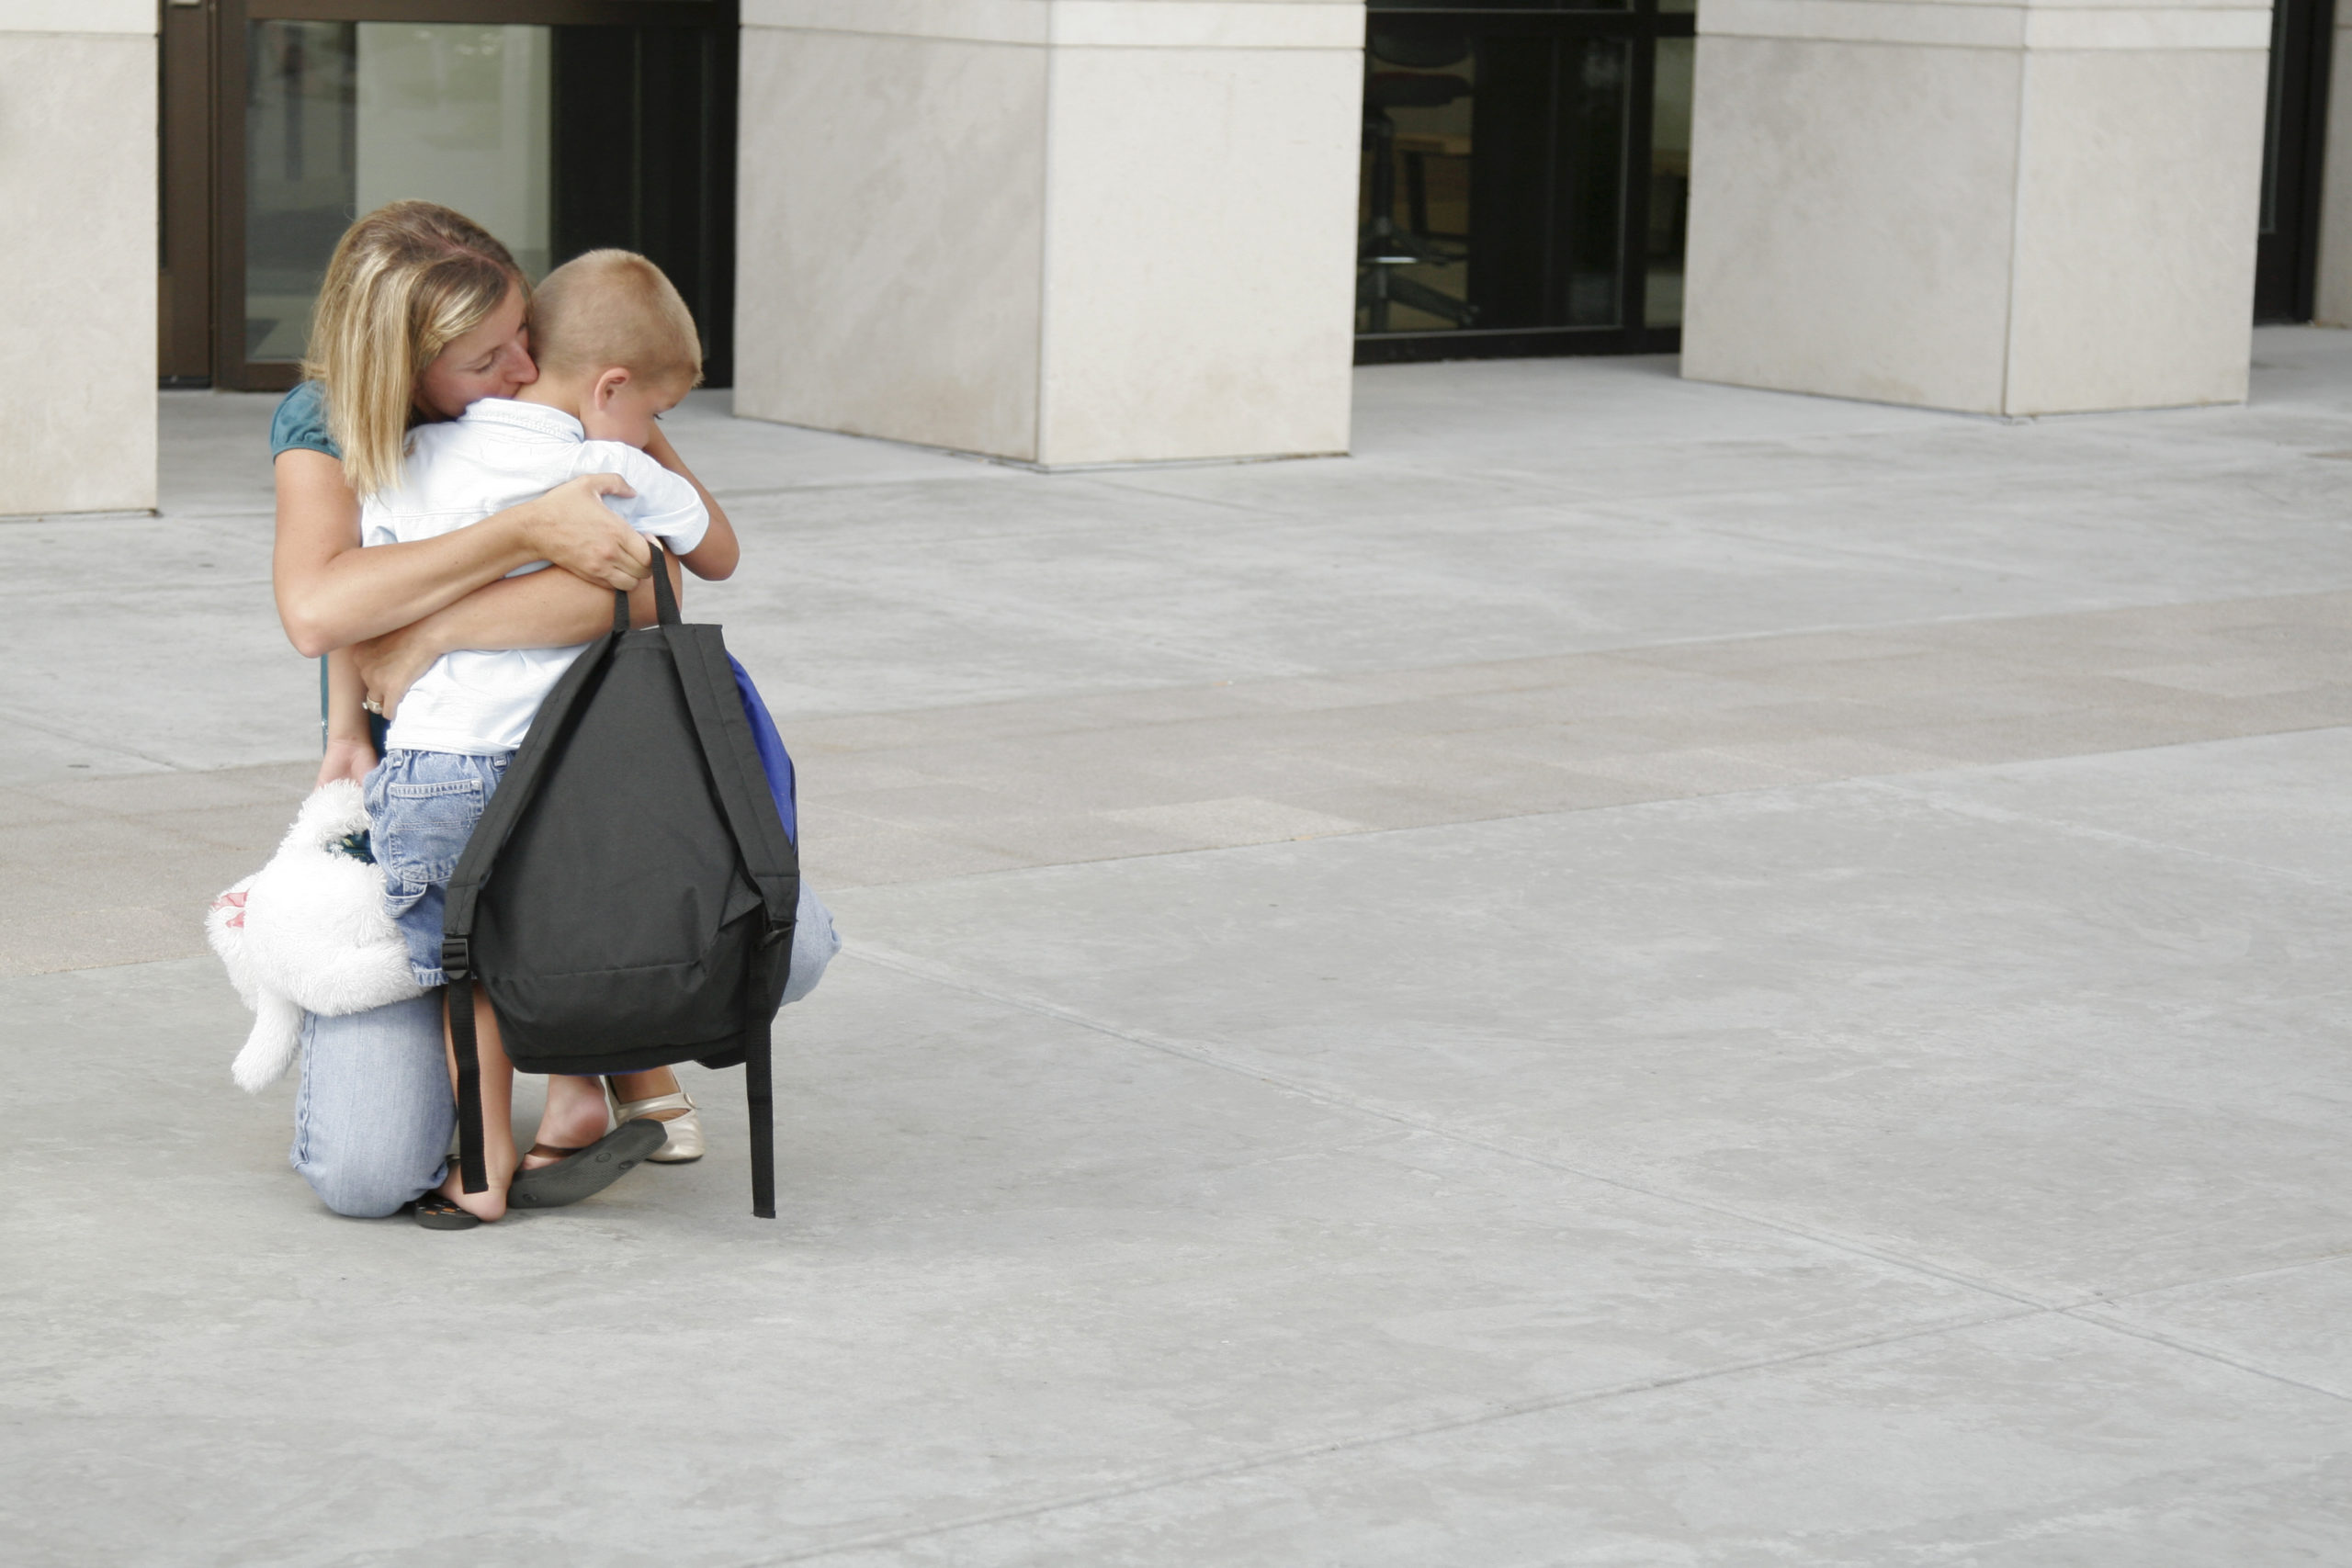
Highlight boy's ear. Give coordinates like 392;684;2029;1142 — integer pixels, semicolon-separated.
594;367;633;409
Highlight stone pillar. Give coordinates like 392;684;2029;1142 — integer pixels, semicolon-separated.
734;1;1363;466
1682;0;2274;415
0;2;156;514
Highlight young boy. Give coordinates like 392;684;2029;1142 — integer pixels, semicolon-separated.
360;250;740;1225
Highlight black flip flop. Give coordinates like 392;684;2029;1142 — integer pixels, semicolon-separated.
507;1117;667;1210
413;1194;481;1231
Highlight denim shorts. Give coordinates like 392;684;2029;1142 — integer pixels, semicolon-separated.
363;749;509;987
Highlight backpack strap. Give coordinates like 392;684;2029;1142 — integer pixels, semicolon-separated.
745;1010;775;1219
670;627;800;942
443;964;489;1194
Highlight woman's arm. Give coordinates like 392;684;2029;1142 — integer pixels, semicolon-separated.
645;425;740;581
317;647;378;788
351;551;688;718
272;449;656;657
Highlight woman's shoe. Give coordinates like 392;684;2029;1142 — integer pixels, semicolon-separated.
605;1078;705;1163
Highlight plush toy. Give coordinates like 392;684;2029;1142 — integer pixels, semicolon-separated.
207;780;424;1091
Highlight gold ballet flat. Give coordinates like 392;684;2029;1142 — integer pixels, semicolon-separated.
603;1080;705;1163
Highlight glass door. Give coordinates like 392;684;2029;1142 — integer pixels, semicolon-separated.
163;0;737;391
1356;0;1697;363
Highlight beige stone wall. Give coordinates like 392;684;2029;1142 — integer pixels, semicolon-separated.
0;5;156;514
734;1;1363;466
1684;0;2273;416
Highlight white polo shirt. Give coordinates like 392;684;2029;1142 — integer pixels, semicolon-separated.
361;398;710;755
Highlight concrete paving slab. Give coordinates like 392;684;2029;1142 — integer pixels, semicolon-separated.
829;730;2352;1304
1909;726;2352;888
4;954;2010;1568
811;1312;2352;1567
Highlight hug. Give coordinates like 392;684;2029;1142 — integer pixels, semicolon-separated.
259;201;838;1229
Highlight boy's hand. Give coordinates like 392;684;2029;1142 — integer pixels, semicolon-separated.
316;734;376;790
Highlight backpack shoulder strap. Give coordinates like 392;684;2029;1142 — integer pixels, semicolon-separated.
668;626;800;936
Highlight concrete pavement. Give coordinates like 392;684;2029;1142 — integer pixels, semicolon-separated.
4;333;2351;1563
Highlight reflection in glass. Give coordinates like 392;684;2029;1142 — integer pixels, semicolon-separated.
1647;38;1693;328
246;22;355;362
1358;24;1629;335
247;22;552;363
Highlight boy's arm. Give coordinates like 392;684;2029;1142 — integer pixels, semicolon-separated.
644;424;740;581
318;647;377;788
351;562;679;719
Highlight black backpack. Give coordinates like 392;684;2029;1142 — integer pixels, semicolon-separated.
439;547;797;1217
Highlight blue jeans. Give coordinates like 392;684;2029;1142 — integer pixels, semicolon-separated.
289;992;453;1217
364;749;509;988
290;882;842;1217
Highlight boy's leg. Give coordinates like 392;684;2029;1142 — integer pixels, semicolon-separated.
436;987;518;1222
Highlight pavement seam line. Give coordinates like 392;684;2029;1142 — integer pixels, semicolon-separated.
1861;770;2352;897
0;705;187;774
2054;1307;2352;1407
720;1304;2050;1568
842;939;2066;1314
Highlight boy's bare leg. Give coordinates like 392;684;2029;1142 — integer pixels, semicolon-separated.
607;1066;692;1121
524;1075;613;1167
436;988;516;1222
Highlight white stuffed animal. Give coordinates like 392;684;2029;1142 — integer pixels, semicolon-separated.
207;780;424;1091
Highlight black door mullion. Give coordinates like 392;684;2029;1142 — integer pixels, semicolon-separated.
1622;29;1657;341
2289;0;2335;319
2255;0;2336;321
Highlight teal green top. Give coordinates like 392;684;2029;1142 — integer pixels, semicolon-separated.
270;380;338;460
272;380;388;751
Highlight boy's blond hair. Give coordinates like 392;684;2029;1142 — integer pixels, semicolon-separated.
528;250;704;389
303;201;525;497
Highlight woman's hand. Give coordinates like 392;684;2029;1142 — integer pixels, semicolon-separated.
316;734;377;791
526;474;652;590
351;618;447;722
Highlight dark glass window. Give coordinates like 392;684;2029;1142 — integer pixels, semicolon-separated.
1358;2;1694;362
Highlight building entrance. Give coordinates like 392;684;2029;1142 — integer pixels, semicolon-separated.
159;0;737;392
2256;0;2336;321
1353;0;1697;364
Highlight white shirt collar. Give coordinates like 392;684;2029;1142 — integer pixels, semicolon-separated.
458;398;584;442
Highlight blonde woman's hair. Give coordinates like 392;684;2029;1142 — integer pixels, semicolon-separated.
528;250;704;389
302;201;525;496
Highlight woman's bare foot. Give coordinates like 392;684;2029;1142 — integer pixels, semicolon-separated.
608;1066;692;1121
523;1075;613;1168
